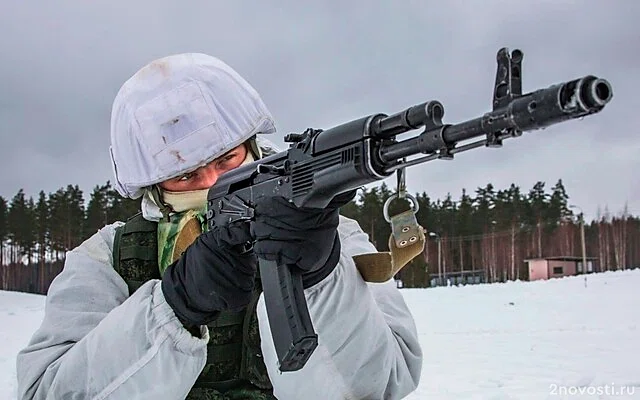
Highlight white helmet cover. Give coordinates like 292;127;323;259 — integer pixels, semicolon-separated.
109;53;276;199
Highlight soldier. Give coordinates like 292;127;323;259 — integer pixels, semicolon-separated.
16;53;422;399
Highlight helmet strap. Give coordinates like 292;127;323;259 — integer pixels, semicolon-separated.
246;136;263;160
149;184;175;222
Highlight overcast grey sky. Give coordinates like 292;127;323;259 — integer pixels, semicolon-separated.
0;1;637;221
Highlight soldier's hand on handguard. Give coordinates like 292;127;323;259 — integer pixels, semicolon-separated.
161;219;257;329
250;190;356;288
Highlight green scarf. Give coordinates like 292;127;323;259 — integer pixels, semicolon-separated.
157;208;207;276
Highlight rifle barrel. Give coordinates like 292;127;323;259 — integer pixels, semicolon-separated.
378;75;612;162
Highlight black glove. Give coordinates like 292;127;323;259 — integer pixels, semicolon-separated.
161;220;256;328
250;190;356;288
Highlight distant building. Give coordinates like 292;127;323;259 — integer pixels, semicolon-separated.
525;256;597;281
429;269;486;287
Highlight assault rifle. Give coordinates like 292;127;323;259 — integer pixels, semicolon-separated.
206;48;613;372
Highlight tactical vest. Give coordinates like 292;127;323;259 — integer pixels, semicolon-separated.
112;212;276;400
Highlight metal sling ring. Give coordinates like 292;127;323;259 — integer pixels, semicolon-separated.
383;192;420;223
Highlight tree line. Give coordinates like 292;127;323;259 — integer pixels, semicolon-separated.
340;179;639;287
0;182;140;293
1;178;638;293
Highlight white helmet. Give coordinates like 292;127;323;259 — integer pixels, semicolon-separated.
109;53;276;199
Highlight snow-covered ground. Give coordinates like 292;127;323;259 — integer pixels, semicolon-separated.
1;270;639;399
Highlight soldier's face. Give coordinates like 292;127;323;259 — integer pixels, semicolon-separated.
159;143;248;192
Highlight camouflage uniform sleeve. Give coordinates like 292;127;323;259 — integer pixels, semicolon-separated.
256;215;423;400
15;222;208;400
